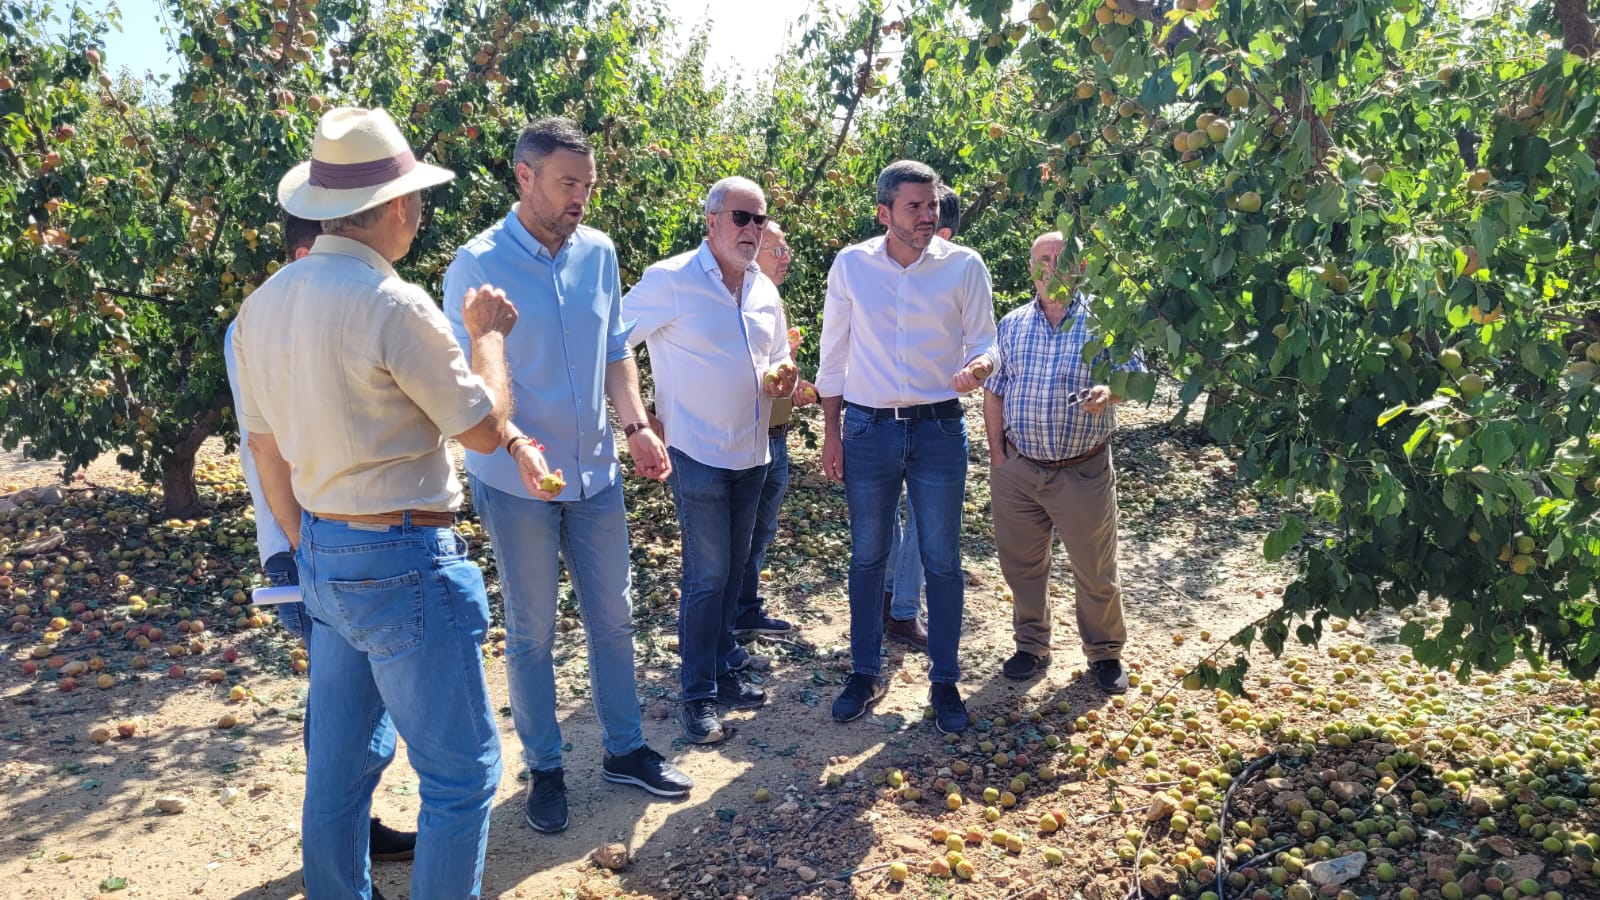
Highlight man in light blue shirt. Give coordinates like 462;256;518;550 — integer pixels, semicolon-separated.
443;118;690;836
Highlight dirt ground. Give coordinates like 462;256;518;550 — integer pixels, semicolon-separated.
2;395;1595;900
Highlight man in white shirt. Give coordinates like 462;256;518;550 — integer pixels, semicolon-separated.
882;183;965;652
816;160;996;735
624;177;797;745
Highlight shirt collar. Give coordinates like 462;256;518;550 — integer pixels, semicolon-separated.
872;233;951;269
310;234;399;279
695;240;758;278
504;204;568;261
1034;292;1086;331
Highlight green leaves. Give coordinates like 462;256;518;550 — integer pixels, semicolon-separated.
1264;514;1304;562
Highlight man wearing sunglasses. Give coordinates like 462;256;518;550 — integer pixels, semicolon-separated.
983;231;1143;693
816;161;997;736
730;220;817;647
625;177;798;745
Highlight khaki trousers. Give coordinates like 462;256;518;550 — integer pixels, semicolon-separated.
990;444;1127;662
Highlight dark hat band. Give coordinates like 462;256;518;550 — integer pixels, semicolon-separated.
308;150;418;190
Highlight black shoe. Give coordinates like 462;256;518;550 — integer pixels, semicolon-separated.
831;673;886;723
929;683;968;735
1091;658;1129;694
680;698;729;744
603;745;693;798
716;672;767;709
732;611;792;636
1001;650;1051;681
524;767;570;833
368;816;416;861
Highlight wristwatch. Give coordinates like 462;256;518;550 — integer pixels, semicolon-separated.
623;421;650;438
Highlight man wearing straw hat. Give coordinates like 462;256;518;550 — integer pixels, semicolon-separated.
232;107;557;900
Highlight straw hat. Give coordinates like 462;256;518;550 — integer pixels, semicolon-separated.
277;107;455;221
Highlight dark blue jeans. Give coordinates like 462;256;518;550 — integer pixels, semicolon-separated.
841;405;968;684
667;447;765;701
736;431;791;620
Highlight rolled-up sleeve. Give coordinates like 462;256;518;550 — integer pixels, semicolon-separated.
960;256;999;367
383;286;494;438
987;319;1013;400
815;258;853;397
622;266;676;350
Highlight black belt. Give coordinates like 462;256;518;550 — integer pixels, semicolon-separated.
768;422;790;438
845;399;962;421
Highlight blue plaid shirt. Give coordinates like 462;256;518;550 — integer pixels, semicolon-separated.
988;295;1144;461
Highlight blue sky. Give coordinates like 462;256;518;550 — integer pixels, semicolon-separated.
93;0;818;85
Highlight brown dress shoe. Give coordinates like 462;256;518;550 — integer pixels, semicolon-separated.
882;591;928;653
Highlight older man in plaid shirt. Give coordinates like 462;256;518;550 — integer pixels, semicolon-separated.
982;231;1144;694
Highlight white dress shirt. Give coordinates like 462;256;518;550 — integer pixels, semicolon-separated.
815;235;997;408
625;241;791;471
223;320;291;564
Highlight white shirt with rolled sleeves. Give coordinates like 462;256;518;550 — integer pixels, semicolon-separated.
815;235;998;407
623;241;791;471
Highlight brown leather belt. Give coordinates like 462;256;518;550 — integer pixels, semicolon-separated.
1025;440;1108;469
315;510;456;528
768;422;790;438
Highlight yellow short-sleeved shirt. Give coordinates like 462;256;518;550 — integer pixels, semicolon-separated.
232;235;492;515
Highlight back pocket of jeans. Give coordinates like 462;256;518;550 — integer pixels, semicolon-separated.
326;571;425;658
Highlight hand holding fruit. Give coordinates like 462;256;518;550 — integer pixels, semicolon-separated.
512;440;561;500
764;361;799;398
461;283;517;339
786;326;803;355
951;356;992;393
792;379;820;408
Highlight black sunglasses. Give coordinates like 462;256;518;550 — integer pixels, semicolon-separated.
724;209;770;228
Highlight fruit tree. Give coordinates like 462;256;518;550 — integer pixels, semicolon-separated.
911;0;1600;679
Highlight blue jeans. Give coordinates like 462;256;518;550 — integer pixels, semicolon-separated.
469;477;645;772
296;513;501;900
841;406;968;683
736;431;791;621
886;491;926;621
667;447;765;701
264;552;312;756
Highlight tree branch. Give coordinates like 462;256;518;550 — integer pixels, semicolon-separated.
794;12;881;209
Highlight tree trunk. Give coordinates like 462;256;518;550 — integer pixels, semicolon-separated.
1556;0;1596;57
160;405;221;519
161;451;203;519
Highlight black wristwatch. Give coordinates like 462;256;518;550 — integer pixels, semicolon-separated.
623;421;649;438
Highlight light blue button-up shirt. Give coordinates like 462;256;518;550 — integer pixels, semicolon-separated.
443;209;631;501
